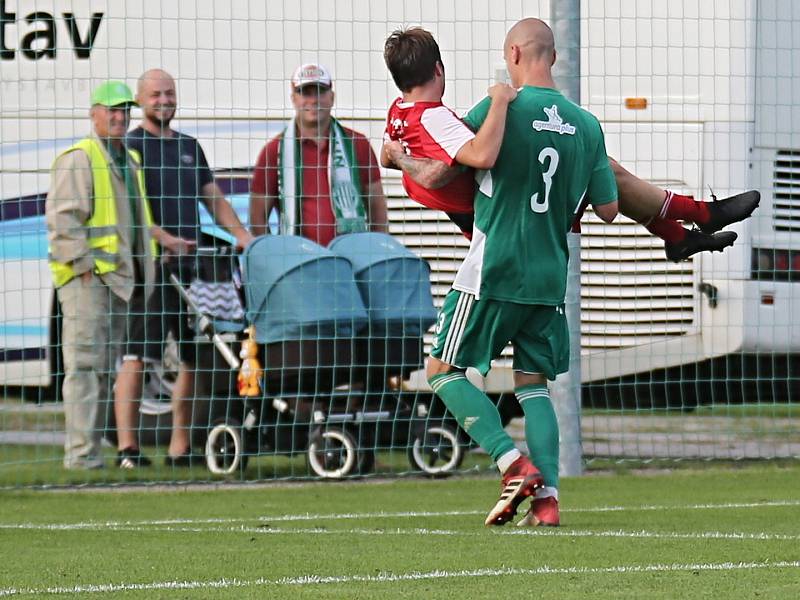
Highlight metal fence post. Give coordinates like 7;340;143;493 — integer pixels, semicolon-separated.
549;0;584;477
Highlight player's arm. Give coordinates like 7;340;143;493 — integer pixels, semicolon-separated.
201;182;255;249
587;130;619;224
383;141;460;189
594;200;618;223
385;84;517;187
453;83;517;169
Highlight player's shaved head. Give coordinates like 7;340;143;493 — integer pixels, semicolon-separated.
505;18;555;63
503;18;557;87
137;68;175;96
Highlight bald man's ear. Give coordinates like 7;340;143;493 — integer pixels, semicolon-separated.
551;49;557;67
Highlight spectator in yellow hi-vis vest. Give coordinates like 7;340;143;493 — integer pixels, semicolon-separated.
46;81;184;470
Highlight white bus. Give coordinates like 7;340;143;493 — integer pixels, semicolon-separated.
1;0;796;406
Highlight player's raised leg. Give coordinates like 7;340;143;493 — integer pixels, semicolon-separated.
609;157;759;261
647;219;738;263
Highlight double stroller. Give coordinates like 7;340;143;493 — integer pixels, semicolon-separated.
191;232;471;478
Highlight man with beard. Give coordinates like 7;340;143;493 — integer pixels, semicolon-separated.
249;63;388;244
113;69;253;468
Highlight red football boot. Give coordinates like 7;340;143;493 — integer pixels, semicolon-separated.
484;455;544;526
517;495;560;527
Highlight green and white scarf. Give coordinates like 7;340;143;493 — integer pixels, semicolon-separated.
278;117;368;237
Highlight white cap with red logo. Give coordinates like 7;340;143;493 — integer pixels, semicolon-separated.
291;63;333;89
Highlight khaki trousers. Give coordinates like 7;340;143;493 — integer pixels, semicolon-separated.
56;275;127;468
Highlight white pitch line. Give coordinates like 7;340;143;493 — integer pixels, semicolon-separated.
0;511;483;531
1;561;799;596
3;522;799;543
569;499;800;513
1;498;798;532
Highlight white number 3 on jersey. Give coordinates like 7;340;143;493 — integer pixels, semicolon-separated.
530;146;559;213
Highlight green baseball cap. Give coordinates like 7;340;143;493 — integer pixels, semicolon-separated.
90;80;136;107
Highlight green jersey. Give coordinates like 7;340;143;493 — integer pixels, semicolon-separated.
456;86;617;305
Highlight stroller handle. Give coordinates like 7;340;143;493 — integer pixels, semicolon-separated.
194;245;240;257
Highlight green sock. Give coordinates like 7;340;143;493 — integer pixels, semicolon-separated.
429;372;516;462
517;384;559;488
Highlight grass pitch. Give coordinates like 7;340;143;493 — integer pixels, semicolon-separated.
1;463;799;599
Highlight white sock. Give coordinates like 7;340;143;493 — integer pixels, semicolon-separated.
537;486;559;500
496;449;521;474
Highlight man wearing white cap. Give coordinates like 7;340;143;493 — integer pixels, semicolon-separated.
250;63;387;245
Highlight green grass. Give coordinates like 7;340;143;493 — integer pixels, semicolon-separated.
1;464;799;599
584;402;800;418
0;443;497;488
0;409;64;432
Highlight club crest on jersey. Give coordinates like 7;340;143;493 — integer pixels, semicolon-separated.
532;105;576;135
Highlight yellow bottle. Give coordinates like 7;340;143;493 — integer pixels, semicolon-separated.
237;326;262;397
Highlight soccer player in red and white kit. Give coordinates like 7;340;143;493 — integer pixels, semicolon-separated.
383;90;483;239
382;27;760;262
382;70;518;240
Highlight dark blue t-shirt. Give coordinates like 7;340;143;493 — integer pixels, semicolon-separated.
127;127;214;241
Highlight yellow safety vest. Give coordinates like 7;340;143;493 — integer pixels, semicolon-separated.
49;138;158;287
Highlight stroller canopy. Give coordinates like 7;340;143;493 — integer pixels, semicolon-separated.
242;235;368;344
328;232;437;336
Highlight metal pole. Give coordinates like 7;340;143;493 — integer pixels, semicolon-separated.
549;0;584;477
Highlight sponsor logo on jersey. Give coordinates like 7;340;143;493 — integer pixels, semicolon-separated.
532;105;576;135
180;154;194;165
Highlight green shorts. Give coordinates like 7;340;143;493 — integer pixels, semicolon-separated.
430;289;569;380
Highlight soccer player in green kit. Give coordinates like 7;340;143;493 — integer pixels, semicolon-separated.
426;18;619;527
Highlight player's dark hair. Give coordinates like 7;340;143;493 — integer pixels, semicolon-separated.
384;27;442;92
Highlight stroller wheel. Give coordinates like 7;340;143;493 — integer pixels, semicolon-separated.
205;419;248;475
408;423;464;477
307;426;358;479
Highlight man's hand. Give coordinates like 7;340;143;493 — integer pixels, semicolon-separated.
233;230;255;250
453;84;517;170
159;230;196;256
487;83;518;104
383;140;407;167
